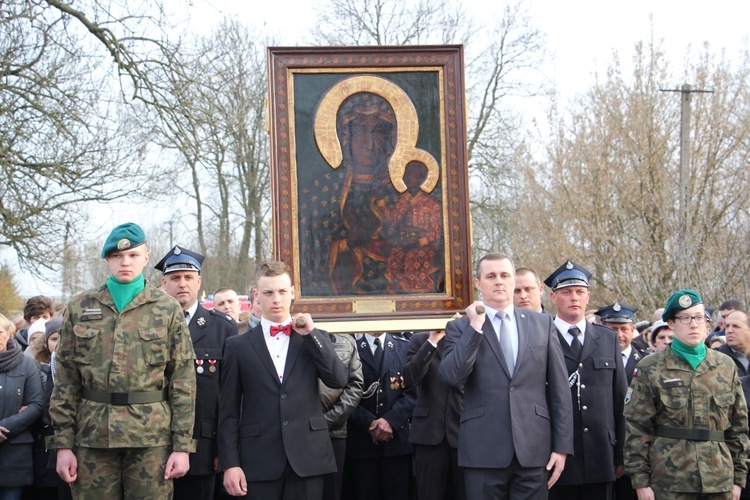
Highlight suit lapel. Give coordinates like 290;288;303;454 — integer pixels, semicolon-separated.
281;331;303;385
248;325;282;385
513;309;529;373
580;325;600;361
188;304;207;344
482;316;511;379
357;337;378;373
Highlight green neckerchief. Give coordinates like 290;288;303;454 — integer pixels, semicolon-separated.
106;274;145;313
670;336;707;371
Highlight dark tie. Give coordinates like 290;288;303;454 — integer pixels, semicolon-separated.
184;310;190;322
569;326;583;359
374;338;384;369
270;324;292;337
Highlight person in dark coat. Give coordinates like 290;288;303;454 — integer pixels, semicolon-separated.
0;313;44;500
403;330;464;500
545;261;628;500
595;302;643;500
439;253;573;500
344;332;417;500
156;245;238;500
218;260;347;500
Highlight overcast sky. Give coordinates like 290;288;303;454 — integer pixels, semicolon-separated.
11;0;748;297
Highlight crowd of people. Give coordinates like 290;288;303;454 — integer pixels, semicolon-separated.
0;222;749;500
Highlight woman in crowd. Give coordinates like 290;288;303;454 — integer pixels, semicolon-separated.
28;318;64;500
0;313;44;500
650;320;673;351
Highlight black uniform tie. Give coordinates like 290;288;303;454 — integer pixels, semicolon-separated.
374;337;384;369
569;326;583;359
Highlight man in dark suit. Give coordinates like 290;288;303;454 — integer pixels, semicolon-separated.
155;245;239;500
544;261;628;500
344;332;417;500
719;309;750;377
218;260;348;500
439;252;574;500
595;301;642;500
403;330;465;500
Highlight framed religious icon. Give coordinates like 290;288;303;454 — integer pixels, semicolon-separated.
267;45;472;332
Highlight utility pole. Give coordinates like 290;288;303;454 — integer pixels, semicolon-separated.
660;83;712;288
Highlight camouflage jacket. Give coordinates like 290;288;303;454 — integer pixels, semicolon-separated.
47;281;197;452
624;347;749;492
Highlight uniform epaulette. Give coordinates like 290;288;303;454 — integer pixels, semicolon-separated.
392;335;409;342
208;309;236;324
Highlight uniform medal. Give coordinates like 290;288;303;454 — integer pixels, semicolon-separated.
209;360;217;373
196;360;204;374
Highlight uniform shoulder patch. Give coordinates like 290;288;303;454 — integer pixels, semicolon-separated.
625;387;633;404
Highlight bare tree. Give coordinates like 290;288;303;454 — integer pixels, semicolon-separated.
1;0;179;273
509;40;750;312
149;20;272;294
312;0;471;46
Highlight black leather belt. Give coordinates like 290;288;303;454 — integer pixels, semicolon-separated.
655;425;725;442
83;388;168;405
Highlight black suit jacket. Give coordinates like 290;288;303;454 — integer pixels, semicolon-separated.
622;348;643;385
218;325;348;481
718;343;749;377
403;332;463;448
555;322;628;485
347;334;417;458
439;308;574;469
187;304;238;475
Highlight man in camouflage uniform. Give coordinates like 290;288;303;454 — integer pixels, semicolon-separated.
624;289;749;500
47;223;197;500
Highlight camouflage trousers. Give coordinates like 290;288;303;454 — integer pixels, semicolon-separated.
70;446;172;500
652;490;732;500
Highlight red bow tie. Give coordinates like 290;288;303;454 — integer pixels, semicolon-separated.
270;324;292;337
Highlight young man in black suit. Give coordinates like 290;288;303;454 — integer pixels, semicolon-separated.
218;260;347;500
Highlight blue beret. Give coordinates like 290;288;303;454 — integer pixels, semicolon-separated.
544;260;591;290
101;223;146;258
662;289;703;321
154;245;205;274
596;302;638;323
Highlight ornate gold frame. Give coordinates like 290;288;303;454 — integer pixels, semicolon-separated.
267;46;472;332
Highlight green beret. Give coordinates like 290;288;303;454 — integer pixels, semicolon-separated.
101;223;146;258
662;289;703;321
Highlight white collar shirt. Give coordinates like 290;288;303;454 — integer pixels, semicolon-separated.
555;316;588;347
261;316;292;382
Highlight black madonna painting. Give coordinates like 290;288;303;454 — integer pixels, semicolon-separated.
268;46;472;321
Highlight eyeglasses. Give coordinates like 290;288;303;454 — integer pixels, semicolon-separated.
674;315;707;325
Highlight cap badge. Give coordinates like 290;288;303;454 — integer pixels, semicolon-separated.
174;246;182;255
613;303;621;311
679;295;692;308
116;238;131;250
566;261;573;270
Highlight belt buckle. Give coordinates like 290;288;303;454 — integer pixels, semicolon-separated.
111;392;129;405
694;429;710;441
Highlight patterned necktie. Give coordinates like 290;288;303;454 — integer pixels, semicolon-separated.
270;324;292;336
498;313;515;375
569;326;583;359
374;338;384;368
